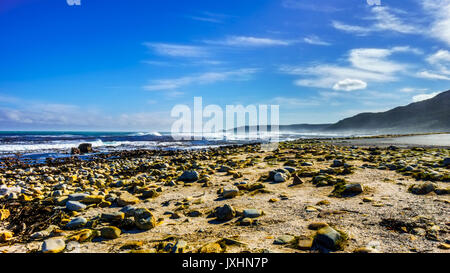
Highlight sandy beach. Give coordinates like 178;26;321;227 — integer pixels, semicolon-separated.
0;136;449;253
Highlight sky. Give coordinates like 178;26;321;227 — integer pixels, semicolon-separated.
0;0;450;131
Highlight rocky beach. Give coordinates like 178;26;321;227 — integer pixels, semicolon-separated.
0;136;449;253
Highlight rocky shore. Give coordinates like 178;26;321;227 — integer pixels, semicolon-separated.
0;139;449;253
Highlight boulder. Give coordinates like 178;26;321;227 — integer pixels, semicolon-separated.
314;226;343;250
215;204;235;221
66;217;87;229
66;201;87;211
178;170;199;182
100;226;121;239
78;143;93;154
243;209;263;218
274;235;295;245
222;186;239;199
274;172;287;183
42;238;66;253
409;182;436;195
443;158;450;166
133;208;156;230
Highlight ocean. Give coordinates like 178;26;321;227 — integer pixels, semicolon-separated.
0;131;346;160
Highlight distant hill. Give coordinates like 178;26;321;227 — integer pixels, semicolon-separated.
325;90;450;133
232;90;450;134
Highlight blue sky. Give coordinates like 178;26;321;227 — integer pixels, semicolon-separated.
1;0;450;131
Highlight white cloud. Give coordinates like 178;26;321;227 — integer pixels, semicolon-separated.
303;35;331;46
281;46;414;89
143;43;209;58
427;49;450;64
205;36;293;47
415;49;450;81
422;0;450;47
400;87;429;93
332;6;420;35
416;71;450;80
333;79;367;91
412;92;439;102
331;21;371;36
143;68;259;91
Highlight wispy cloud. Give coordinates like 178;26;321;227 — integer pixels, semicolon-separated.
416;70;450;80
143;68;259;91
303;35;331;46
280;46;418;90
186;11;231;24
333;6;420;35
204;36;294;47
282;0;342;13
143;43;209;58
422;0;450;47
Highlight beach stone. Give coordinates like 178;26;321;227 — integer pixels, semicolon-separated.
308;222;328;230
222;186;239;199
410;182;436;195
101;226;121;239
141;189;159;199
187;210;202;217
274;235;295;245
302;162;313;166
274;172;287;183
82;195;104;204
117;192;140;206
243;209;263;218
68;229;97;243
101;212;125;222
78;143;93;154
178;170;199;182
239;218;253;226
331;160;344;167
42;238;66;253
268;169;287;180
297;237;314;250
0;231;13;242
314;226;342;250
133;208;156;230
66;201;87;211
66;217;87;229
292;175;303;185
120;205;138;217
0;209;10;221
342;183;364;195
218;165;233;172
284;167;296;173
68;193;89;201
199;242;223;253
215;204;235;221
443;158;450;166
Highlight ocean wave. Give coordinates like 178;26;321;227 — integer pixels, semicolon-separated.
0;139;105;153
